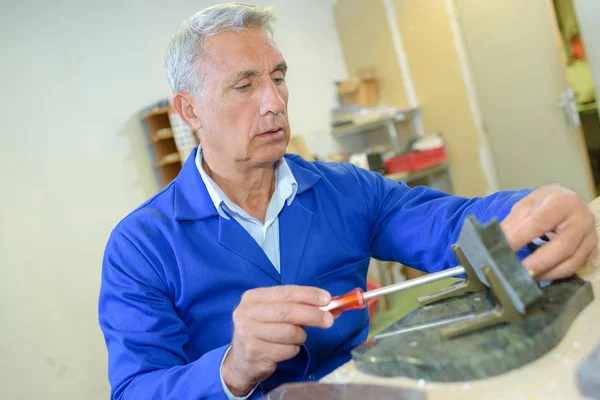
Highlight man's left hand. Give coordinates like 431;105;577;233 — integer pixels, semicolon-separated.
500;184;597;281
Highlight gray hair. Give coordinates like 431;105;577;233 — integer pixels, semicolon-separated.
165;3;277;95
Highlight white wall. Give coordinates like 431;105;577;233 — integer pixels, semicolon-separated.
0;1;347;398
574;0;600;113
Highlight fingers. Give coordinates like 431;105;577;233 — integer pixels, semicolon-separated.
240;341;301;365
500;195;535;232
237;321;307;345
522;218;587;276
499;185;597;280
501;193;573;252
235;301;334;328
241;285;331;307
262;342;301;362
236;285;334;328
223;339;301;392
535;233;597;281
587;247;598;262
225;285;332;391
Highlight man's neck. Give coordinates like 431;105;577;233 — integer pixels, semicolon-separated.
202;151;276;223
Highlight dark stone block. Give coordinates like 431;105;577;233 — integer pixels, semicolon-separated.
352;276;594;382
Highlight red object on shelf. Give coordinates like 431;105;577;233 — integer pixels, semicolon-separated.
385;146;447;174
366;280;380;320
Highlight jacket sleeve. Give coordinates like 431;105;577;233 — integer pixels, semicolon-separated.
350;165;533;273
98;229;237;400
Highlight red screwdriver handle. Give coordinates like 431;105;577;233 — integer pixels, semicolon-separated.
321;288;366;314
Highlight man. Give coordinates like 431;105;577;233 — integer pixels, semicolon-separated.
98;3;597;399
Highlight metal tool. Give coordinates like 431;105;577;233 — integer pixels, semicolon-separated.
320;266;465;314
323;216;545;339
321;237;488;315
374;314;476;339
377;263;527;340
372;243;511;340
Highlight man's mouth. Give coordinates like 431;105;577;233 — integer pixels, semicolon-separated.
258;128;284;136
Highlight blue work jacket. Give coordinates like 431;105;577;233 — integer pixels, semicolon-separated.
99;147;531;399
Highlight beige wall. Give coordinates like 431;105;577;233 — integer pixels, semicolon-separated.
334;0;489;197
395;0;488;197
0;1;349;398
454;0;593;199
334;0;410;110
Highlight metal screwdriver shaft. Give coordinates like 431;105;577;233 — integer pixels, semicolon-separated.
320;266;465;314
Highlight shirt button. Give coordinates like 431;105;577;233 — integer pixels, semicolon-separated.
308;374;315;380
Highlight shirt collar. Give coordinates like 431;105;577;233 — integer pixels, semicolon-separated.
195;146;298;220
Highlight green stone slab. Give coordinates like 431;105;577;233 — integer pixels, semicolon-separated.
352;276;594;382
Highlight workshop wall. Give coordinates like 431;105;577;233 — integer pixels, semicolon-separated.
394;0;491;197
334;0;492;197
0;1;347;398
334;0;411;110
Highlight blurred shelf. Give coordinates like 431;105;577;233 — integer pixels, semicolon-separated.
384;171;409;181
155;153;181;168
141;107;173;120
149;129;175;144
140;99;199;188
331;107;419;138
384;162;448;183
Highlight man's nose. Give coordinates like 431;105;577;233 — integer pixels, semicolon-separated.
259;80;285;116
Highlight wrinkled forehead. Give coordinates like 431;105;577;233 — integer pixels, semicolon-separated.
199;29;285;85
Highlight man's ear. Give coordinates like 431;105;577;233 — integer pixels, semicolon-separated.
172;92;201;130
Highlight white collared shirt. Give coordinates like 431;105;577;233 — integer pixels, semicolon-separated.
195;147;298;273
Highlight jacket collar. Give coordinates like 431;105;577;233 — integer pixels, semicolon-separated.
173;147;321;221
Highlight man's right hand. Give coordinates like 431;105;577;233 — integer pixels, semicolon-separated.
221;285;334;396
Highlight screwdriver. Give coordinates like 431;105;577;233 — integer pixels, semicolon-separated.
320;266;465;314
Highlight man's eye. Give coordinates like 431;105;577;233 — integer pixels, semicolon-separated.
235;84;251;91
273;77;285;85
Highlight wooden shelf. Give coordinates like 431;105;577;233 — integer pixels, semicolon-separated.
149;131;175;144
140;101;197;187
385;162;449;184
155;153;181;168
384;171;409;181
331;107;418;138
141;107;173;120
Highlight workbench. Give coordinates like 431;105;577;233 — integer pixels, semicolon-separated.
321;197;600;400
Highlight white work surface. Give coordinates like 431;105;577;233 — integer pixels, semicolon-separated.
321;197;600;400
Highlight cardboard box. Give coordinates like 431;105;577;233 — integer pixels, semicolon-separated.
337;78;378;107
358;67;376;80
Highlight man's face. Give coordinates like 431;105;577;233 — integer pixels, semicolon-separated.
191;28;290;166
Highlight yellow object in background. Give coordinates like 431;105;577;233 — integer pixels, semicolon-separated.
566;60;596;105
286;136;315;160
